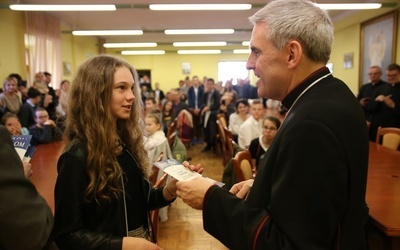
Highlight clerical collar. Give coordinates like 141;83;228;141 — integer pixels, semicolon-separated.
282;67;331;110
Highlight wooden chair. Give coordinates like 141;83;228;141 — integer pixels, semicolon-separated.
166;118;178;142
375;126;400;150
150;173;168;241
232;150;255;183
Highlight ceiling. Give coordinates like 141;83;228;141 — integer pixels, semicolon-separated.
2;0;399;53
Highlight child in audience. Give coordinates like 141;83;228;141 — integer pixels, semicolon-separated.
53;55;201;249
249;116;281;169
144;109;173;164
1;112;29;135
29;108;59;145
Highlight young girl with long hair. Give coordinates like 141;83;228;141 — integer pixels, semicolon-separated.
54;55;199;250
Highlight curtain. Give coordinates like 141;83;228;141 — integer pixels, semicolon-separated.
25;12;62;89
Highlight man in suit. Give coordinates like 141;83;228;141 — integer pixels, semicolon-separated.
18;87;41;128
357;65;387;120
176;0;369;249
0;125;53;249
200;78;221;152
187;75;204;144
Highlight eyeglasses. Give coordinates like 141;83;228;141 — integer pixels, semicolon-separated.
263;126;277;131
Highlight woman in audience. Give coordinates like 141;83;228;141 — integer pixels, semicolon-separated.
248;116;281;169
54;55;201;250
228;99;250;142
161;100;175;135
0;77;22;118
1;112;29;135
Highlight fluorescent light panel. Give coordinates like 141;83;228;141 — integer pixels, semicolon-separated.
242;41;250;46
73;30;143;36
316;3;382;10
121;50;165;55
233;49;251;54
173;41;227;47
104;43;157;48
9;4;116;11
150;4;251;11
177;50;221;55
165;29;234;35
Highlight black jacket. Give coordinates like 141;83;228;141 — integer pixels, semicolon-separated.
54;141;172;250
203;67;369;250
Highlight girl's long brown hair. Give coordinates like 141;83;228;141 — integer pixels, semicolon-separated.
64;55;150;203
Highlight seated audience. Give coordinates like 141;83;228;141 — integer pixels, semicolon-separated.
249;116;281;169
229;99;250;142
29;108;60;145
0;125;53;250
238;99;265;149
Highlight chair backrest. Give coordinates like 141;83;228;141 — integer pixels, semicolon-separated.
168;131;177;149
376;126;400;150
166;118;178;141
150;173;168;241
232;150;254;183
217;120;229;166
217;113;227;128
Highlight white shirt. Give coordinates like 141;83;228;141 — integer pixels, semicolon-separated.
229;113;250;136
238;116;262;149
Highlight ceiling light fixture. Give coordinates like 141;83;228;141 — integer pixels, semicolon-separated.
9;4;116;11
242;41;250;46
177;50;221;55
233;49;251;54
150;4;252;11
121;50;165;55
315;3;382;10
72;30;143;36
165;29;234;35
104;43;157;48
173;42;227;47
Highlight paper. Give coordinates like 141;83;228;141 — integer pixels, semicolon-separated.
12;135;32;161
153;159;225;187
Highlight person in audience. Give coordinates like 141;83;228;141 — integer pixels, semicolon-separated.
53;55;201;249
43;72;59;121
144;97;157;114
0;77;22;118
187;75;204;144
29;107;59;145
0;125;53;250
367;63;400;140
144;109;172;165
201;78;221;152
229;99;250;142
237;99;265;149
161;100;175;135
18;87;41;128
1;112;29;135
170;88;189;116
357;66;387;119
248;116;281;169
153;82;165;105
218;92;236;123
176;1;369;249
56;79;70;118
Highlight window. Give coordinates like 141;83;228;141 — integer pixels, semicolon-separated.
218;61;249;85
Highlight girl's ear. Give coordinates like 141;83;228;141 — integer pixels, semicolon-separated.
156;123;161;131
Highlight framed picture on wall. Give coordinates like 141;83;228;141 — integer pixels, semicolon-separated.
359;11;398;86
